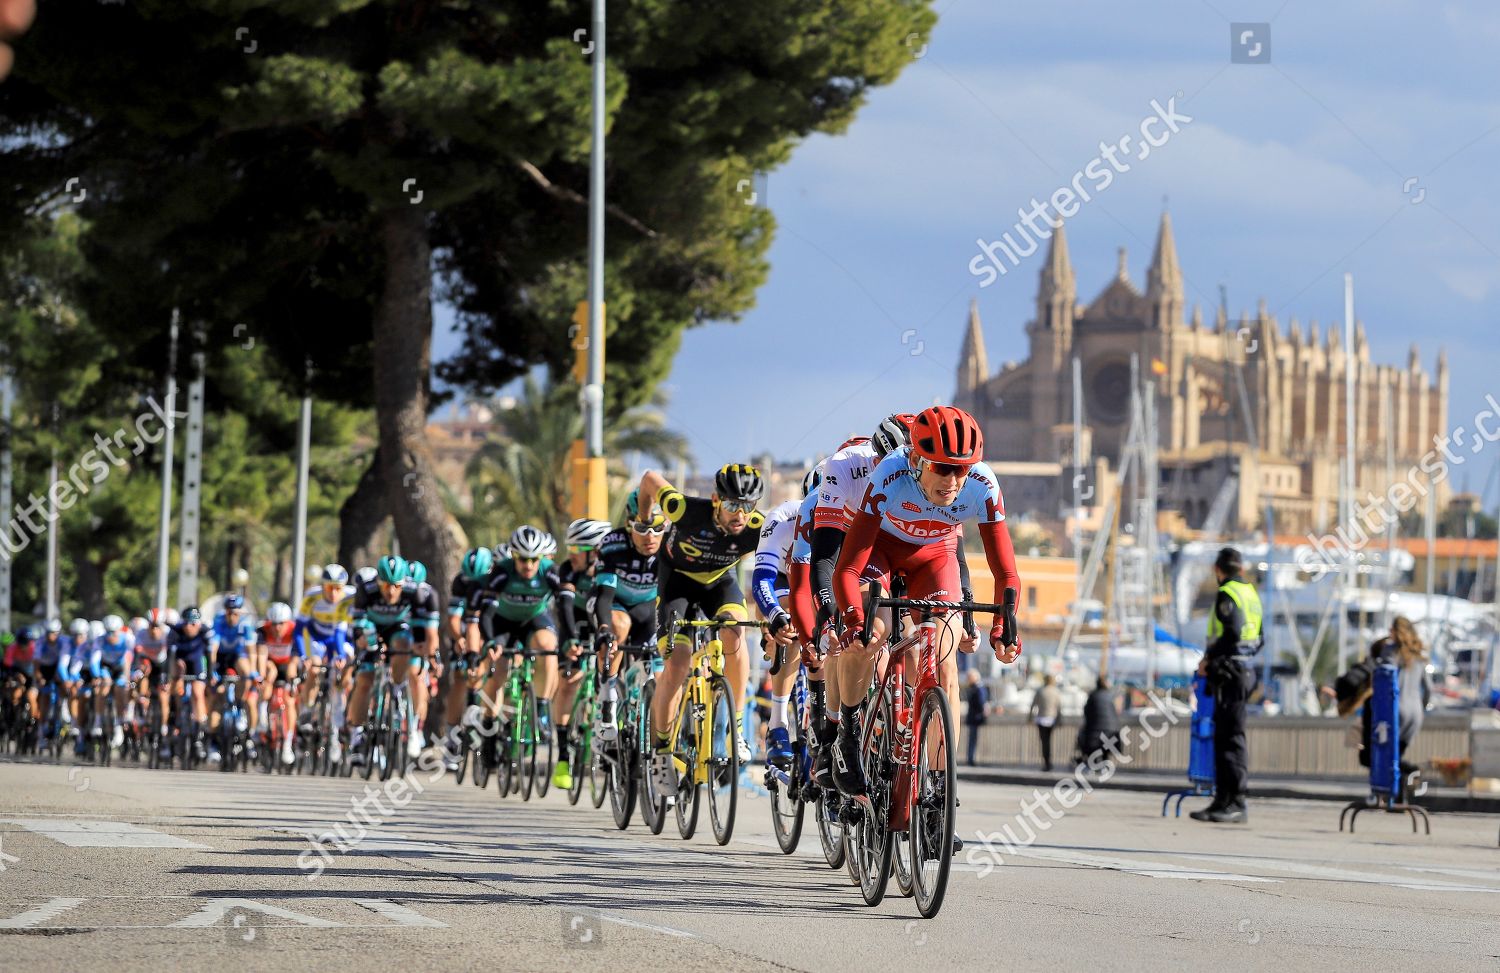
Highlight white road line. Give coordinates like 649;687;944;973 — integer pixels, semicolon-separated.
601;913;698;939
1005;847;1281;883
2;819;208;850
0;898;85;928
171;898;340;928
1395;865;1500;884
353;899;448;928
1168;853;1500;894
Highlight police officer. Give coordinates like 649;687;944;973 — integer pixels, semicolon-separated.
1190;546;1262;823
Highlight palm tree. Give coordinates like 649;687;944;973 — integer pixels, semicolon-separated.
457;375;691;546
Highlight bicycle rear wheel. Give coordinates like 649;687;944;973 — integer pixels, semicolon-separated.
673;701;701;840
567;725;589;806
910;686;956;918
706;675;738;846
816;791;846;868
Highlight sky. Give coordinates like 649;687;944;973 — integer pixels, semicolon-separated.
436;1;1500;483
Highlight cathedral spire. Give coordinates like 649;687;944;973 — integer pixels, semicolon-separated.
956;299;990;403
1037;220;1076;333
1146;210;1184;328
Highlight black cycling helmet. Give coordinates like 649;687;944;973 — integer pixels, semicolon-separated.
181;607;203;623
714;463;765;503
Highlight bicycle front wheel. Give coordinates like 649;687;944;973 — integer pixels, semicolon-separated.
519;687;539;802
638;680;668;835
770;751;805;854
706;675;738;846
910;686;957;919
854;694;894;906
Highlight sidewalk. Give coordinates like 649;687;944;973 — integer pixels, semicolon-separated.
956;764;1500;814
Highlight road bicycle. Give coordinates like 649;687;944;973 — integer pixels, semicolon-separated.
260;671;298;775
845;583;1015;918
657;615;767;845
217;673;253;773
491;642;558;801
563;647;606;807
603;640;663;831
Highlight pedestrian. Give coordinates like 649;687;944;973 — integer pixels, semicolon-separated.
1075;675;1120;771
1357;616;1431;791
962;669;988;766
1191;546;1262;824
1029;673;1061;771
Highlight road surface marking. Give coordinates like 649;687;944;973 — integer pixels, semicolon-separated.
1169;852;1500;894
353;899;448;927
0;898;86;928
2;819;208;850
171;898;340;928
1006;847;1280;883
601;914;698;939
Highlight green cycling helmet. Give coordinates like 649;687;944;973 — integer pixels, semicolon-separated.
408;560;427;585
375;554;409;584
461;547;493;581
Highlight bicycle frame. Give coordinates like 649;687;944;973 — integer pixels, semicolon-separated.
665;621;730;786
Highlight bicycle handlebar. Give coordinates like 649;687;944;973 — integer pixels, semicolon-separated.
860;582;1018;645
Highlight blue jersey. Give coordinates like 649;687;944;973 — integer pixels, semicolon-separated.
862;447;1005;545
212;615;257;656
34;634;72;667
89;631;135;681
789;490;819;564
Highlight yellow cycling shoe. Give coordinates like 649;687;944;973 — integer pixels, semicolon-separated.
551;760;573;791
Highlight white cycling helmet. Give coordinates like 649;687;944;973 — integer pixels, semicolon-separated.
508;525;549;559
539;532;558;557
89;620;106;640
69;618;89;639
266;602;294;624
322;563;348;584
45;618;63;634
354;565;377;584
102;614;124;634
566;518;612;549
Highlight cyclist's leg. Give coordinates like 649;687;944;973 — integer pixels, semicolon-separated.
649;579;693;747
234;654;259;733
706;573;751;718
528;616;559;730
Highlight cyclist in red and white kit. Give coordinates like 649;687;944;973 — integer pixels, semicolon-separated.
832;405;1021;797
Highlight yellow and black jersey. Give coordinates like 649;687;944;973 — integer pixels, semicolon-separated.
656;487;764;584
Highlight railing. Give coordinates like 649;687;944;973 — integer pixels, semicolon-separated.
970;711;1473;781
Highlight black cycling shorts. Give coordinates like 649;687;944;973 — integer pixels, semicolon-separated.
657;565;745;645
486;612;556;647
611;599;658;646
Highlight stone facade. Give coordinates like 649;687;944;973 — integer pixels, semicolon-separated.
955;214;1449;535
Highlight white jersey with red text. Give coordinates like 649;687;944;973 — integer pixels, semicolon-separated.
813;441;879;531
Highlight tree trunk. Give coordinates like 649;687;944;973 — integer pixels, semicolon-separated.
77;558;106;618
338;446;391;571
369;207;466;583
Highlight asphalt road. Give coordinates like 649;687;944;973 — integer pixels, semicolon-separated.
2;754;1497;972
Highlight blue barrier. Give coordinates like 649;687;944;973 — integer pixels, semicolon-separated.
1339;662;1430;835
1162;675;1215;817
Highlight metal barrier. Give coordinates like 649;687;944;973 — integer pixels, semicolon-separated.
1340;664;1430;834
1162;676;1215;816
973;708;1471;781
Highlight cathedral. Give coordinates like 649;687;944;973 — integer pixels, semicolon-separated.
954;213;1450;536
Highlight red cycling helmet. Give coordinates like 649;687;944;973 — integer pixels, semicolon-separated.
837;434;872;451
910;406;984;465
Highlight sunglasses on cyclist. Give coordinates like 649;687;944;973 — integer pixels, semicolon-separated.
719;500;756;514
514;555;541;565
926;461;967;479
567;544;595;554
631;520;667;536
